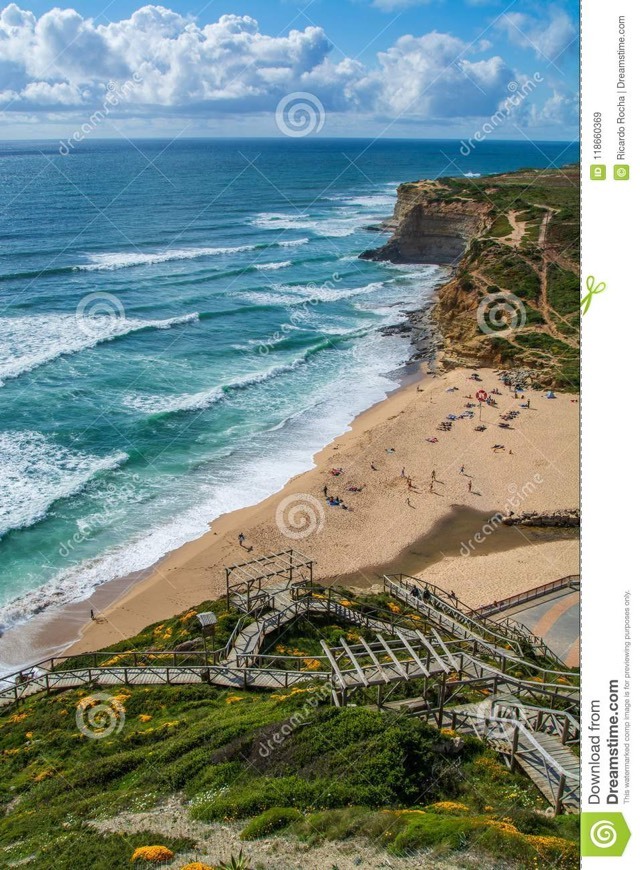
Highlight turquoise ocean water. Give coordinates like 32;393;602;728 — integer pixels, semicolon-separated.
0;138;578;656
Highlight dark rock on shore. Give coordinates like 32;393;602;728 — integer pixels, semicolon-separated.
502;510;580;528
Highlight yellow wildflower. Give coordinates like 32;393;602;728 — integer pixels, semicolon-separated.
131;845;175;863
34;769;53;782
302;658;321;671
430;801;469;813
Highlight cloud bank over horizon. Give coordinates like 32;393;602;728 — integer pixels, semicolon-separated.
0;3;578;139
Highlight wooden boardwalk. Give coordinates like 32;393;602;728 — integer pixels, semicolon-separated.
0;571;580;812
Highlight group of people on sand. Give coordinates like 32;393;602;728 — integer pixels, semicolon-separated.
323;483;352;510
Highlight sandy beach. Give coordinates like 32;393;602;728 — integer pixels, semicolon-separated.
29;363;577;659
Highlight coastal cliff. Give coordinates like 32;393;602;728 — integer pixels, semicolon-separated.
364;167;580;389
361;180;492;265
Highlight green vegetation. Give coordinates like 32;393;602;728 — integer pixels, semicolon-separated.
58;597;242;670
1;683;577;868
240;807;302;839
548;263;580;316
480;248;541;301
430;165;580;389
0;589;579;869
489;214;512;237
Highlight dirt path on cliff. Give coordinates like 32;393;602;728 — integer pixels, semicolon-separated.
536;208;579;347
504;209;526;246
467;206;578;357
91;800;505;870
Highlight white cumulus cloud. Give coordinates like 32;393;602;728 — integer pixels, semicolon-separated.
0;3;576;135
495;8;578;63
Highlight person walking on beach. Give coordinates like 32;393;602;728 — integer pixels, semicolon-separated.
407;477;412;490
370;462;377;471
90;609;95;621
460;465;465;475
238;532;245;547
429;480;434;493
323;485;328;498
468;479;472;493
401;467;406;478
431;469;436;482
526;399;530;409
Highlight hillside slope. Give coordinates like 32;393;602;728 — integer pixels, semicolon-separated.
362;166;580;389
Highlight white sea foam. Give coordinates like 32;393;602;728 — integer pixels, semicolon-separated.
252;212;364;238
75;246;257;271
342;193;397;209
254;261;292;271
122;358;310;418
76;240;307;272
278;238;310;248
122;387;225;415
0;313;198;385
280;280;386;303
0;431;128;539
0;336;408;639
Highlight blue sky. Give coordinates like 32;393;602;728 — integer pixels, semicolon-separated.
0;1;579;140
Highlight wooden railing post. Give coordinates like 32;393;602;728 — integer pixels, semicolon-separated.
437;672;447;728
554;774;566;815
510;726;519;771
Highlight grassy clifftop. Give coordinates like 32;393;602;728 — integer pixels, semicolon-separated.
431;166;579;389
1;594;579;869
365;165;580;389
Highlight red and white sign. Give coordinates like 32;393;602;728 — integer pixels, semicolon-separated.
475;390;488;402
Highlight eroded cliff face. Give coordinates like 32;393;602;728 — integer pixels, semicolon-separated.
360;181;492;265
361;167;580;389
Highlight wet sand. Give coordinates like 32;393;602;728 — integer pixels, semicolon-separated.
1;365;579;669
